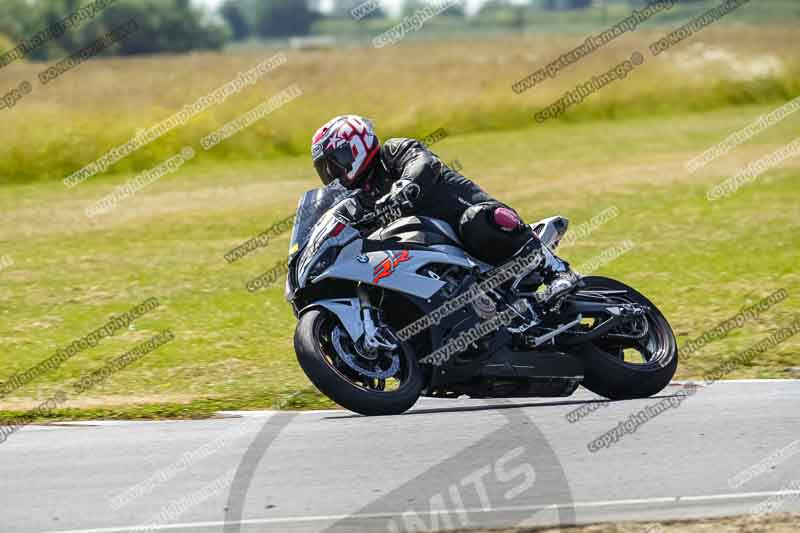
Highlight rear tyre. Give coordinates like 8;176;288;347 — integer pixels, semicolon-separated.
576;276;678;400
294;308;422;416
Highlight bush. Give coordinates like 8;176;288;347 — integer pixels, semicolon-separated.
0;33;14;55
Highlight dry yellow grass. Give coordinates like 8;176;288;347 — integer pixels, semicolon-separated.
0;26;797;183
476;512;800;532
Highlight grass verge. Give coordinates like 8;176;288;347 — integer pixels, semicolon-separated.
1;100;798;420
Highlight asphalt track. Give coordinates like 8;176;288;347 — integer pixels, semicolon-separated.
2;380;799;533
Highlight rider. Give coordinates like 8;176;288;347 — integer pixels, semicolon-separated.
310;114;579;307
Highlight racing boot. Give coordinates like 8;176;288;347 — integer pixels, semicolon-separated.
535;246;581;308
511;240;581;311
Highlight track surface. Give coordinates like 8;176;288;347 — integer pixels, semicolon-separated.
2;381;800;532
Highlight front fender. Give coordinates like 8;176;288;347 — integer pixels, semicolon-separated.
298;298;363;342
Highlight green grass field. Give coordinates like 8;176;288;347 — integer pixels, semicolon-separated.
0;27;798;420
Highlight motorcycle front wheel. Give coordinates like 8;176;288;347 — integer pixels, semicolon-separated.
294;308;423;416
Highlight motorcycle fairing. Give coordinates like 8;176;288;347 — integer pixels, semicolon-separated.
299;298;364;341
312;238;476;299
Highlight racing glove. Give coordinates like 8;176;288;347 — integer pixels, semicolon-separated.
375;179;421;215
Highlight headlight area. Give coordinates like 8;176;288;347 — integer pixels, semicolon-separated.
284;257;297;304
308;246;339;278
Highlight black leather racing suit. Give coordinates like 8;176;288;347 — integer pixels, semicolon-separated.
361;138;489;228
358;138;533;264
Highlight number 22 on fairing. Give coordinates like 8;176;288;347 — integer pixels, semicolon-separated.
373;250;411;284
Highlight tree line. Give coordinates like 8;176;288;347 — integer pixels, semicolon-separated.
0;0;648;60
0;0;225;59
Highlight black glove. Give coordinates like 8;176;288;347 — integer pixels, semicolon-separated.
355;181;421;234
374;179;420;215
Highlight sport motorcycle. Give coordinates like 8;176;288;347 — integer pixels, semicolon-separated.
284;184;677;416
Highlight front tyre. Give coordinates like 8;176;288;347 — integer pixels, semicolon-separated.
577;276;678;400
294;309;423;416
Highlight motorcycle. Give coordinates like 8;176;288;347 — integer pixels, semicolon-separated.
285;183;677;416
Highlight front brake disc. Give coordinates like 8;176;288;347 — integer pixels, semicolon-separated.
331;327;400;379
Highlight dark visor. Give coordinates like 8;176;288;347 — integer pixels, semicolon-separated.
313;145;353;185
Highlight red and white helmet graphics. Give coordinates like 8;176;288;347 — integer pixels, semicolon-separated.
311;115;380;184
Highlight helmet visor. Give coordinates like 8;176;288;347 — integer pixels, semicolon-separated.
314;143;357;187
313;157;334;185
314;156;349;186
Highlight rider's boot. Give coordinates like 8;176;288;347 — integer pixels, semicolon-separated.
535;246;581;307
511;240;581;311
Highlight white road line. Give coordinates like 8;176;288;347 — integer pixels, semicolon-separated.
44;489;800;533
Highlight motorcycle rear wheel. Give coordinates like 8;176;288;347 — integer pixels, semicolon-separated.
575;276;678;399
294;308;423;416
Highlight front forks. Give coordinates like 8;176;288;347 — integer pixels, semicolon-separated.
357;285;398;356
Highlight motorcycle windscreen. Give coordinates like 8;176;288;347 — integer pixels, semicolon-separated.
288;181;349;258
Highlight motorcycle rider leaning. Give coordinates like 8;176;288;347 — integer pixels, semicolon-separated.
310;114;579;308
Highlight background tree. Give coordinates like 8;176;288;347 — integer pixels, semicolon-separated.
0;0;38;43
87;0;226;55
441;3;466;18
1;0;227;59
401;0;426;17
0;0;55;59
541;0;593;10
476;0;522;26
255;0;318;38
220;0;252;41
333;0;386;20
477;0;514;15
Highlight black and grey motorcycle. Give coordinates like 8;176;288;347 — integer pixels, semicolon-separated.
285;184;677;416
